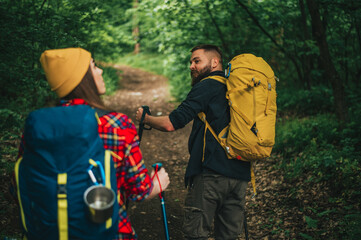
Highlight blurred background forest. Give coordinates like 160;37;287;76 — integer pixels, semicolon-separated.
1;0;360;239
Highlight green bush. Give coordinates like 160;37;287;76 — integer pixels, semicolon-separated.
277;86;334;117
274;114;339;157
275;112;361;199
163;52;191;101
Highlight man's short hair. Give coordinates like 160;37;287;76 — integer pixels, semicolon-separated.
191;44;223;63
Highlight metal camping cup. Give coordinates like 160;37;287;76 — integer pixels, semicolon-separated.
84;185;115;223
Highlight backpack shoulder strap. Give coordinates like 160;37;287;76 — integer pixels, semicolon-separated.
198;112;220;162
197;112;220;144
197;112;233;161
200;75;227;84
95;108;111;118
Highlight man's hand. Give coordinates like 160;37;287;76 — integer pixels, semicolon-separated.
136;107;150;123
135;106;175;132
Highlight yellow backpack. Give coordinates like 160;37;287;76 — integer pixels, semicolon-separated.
198;53;277;194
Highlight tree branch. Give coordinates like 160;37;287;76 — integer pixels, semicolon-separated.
234;0;301;79
234;0;286;54
203;0;229;54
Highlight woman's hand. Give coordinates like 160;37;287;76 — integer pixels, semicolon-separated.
146;167;170;200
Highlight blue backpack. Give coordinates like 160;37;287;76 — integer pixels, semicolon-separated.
14;105;119;240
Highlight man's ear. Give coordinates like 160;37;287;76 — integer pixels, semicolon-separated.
211;58;219;69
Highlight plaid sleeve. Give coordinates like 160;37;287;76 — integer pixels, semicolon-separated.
98;112;153;202
122;134;153;201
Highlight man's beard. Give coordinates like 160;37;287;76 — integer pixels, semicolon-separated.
191;64;212;86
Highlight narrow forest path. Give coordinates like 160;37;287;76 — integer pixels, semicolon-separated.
103;65;192;240
0;65;307;239
102;65;303;240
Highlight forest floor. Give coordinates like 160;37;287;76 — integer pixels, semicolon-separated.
1;65;330;239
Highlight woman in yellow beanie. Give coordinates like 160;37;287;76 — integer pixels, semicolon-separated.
16;48;170;240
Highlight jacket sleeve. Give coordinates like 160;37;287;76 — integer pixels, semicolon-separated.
169;79;219;129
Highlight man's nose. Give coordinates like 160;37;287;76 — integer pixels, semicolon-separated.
189;62;195;70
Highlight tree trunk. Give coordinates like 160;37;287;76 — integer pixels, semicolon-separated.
306;0;348;124
133;0;140;54
299;0;312;90
353;15;361;85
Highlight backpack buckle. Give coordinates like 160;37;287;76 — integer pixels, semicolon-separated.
57;184;67;197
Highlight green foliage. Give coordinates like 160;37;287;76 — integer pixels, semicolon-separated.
275;114;338;157
275;112;361;193
277;85;334;116
342;213;361;239
130;0;361;99
163;52;192;101
299;232;313;240
0;0;135;176
305;216;318;229
274;86;361;238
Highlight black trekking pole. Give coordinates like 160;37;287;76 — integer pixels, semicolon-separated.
138;105;152;144
152;163;170;240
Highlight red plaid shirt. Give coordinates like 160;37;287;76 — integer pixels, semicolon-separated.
18;99;153;240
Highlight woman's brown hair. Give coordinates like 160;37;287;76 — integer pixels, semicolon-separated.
62;66;107;110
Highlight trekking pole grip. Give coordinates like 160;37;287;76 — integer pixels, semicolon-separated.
138;105;152;143
141;105;152;130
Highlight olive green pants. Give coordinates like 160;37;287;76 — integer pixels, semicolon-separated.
182;173;248;240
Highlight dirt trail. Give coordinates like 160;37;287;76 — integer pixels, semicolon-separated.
103;65;192;240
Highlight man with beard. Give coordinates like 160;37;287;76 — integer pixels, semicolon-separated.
136;44;250;240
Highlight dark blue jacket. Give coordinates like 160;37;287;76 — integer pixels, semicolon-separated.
169;71;250;186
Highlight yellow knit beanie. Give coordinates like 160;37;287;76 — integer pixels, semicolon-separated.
40;48;91;98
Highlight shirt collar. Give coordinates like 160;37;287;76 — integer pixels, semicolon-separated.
60;98;89;106
207;70;225;78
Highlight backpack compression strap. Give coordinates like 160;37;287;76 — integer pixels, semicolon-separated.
14;157;27;233
104;150;113;229
57;173;68;240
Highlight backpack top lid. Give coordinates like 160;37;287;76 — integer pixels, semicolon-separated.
24;105;100;170
229;53;274;79
25;104;98;146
